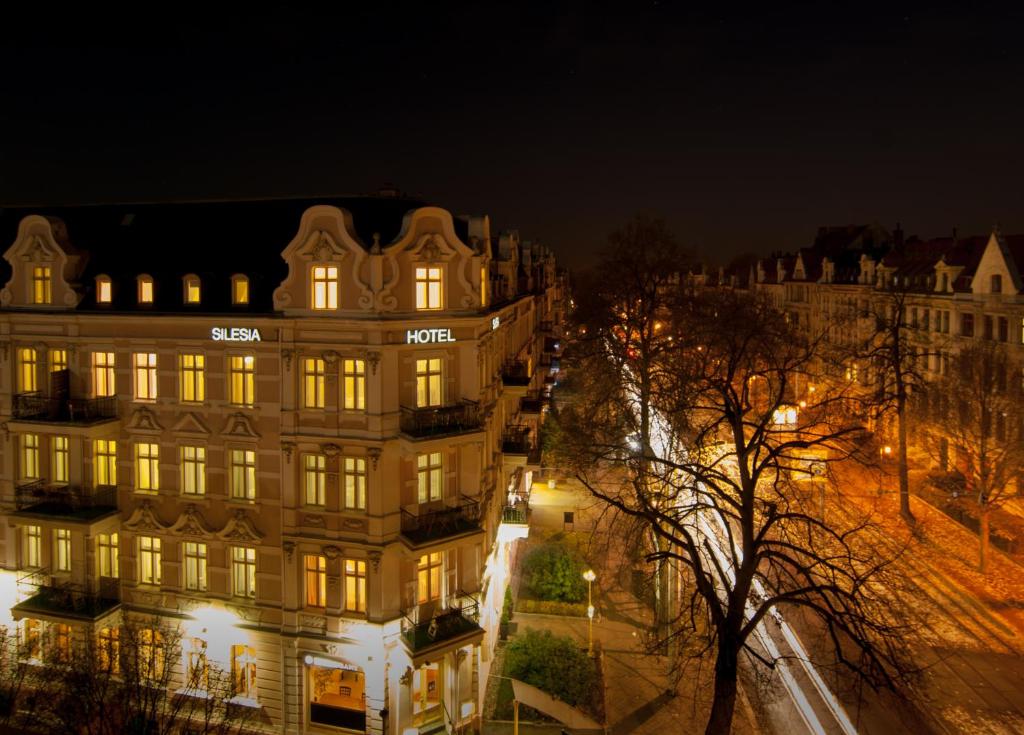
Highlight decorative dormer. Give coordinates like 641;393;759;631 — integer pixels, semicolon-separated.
933;256;963;294
858;254;876;286
0;215;84;309
820;257;835;284
971;231;1020;297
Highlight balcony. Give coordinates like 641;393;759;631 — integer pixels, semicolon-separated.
13;571;120;622
520;390;547;414
539;320;553;334
401;593;483;653
502;426;533;454
12;394;118;425
502;360;532;387
400;400;482;439
400;495;481;546
501;504;529;525
11;481;118;521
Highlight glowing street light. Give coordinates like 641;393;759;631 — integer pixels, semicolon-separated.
583;568;597;656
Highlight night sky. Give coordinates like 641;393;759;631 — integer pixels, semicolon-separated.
2;5;1023;268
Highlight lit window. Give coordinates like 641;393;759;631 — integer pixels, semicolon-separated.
305;554;327;608
230;448;257;501
232;546;256;598
135;442;160;492
137;275;154;304
232;275;250;305
184;541;208;592
186;637;209;690
133;352;158;401
20;434;40;480
303;358;325;409
22;619;41;661
184;275;201;304
415;358;442;408
344;457;366;510
52;436;69;483
179;353;206;403
98;627;120;674
17;348;37;393
98;532;119;578
93;439;117;487
95;276;112;304
138;628;164;680
49;349;67;373
311;265;338;310
416;552;442;603
139;536;162;585
51;623;71;663
343;359;365;411
230;354;256;406
55;528;71;572
181;445;206;496
304;454;326;506
417;452;442;503
344;559;367;613
31;266;51;305
480;265;487;306
415;266;443;310
231;645;257;699
92;352;116;397
23;526;41;568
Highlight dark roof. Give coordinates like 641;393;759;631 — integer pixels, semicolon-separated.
0;195;429;313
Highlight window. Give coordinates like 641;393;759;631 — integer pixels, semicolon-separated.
232;275;250;305
179;353;206;403
139;536;161;585
230;355;255;406
343;359;365;411
921;309;930;331
94;439;117;486
52;436;69;483
304;454;326;506
137;275;154;304
98;532;119;578
138;628;164;680
231;645;257;699
412;663;440;715
480;265;488;306
184;275;201;305
304;555;327;608
184;541;208;591
96;275;112;304
999;316;1009;342
32;266;51;304
311;265;338;310
17;348;37;393
230;449;257;501
232;547;256;598
24;526;41;568
417;452;442;503
344;457;367;510
992;274;1003;293
55;528;71;572
417;552;442;603
181;445;206;495
415;358;442;408
344;559;366;613
98;627;119;674
415;266;442;310
984;315;994;340
49;348;67;373
135;442;160;492
961;313;974;337
303;358;325;409
51;623;71;663
20;434;40;480
133;352;158;400
92;351;115;397
942;311;950;334
22;620;41;661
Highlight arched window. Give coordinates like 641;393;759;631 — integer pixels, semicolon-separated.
232;274;250;305
137;275;154;304
183;274;201;305
96;275;112;304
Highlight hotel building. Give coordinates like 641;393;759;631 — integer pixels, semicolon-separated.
0;196;564;733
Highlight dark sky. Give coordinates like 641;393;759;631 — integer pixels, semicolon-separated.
2;5;1023;268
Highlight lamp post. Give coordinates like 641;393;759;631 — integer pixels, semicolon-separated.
583;568;596;656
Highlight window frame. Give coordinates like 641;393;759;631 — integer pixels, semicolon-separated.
304;453;326;506
229;354;256;407
91;351;116;398
181;445;207;496
303;358;325;409
414;265;443;311
416;452;443;503
304;554;327;608
137;274;154;304
310;264;339;310
17;347;37;394
24;525;41;569
344;558;367;613
343;358;366;411
20;433;40;481
98;532;119;578
183;541;208;592
415;357;443;408
230;448;257;501
183;274;201;305
133;352;158;402
232;546;257;598
54;528;72;573
31;265;52;305
93;439;117;487
343;456;367;510
135;442;160;492
179;353;206;403
139;535;162;585
231;274;250;305
95;275;112;304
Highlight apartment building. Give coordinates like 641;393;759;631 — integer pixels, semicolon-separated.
0;196;564;734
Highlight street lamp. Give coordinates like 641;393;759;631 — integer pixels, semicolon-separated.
583;568;596;656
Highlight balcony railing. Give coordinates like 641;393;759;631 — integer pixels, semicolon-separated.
13;571;120;621
501;504;529;525
520;390;547;414
502;361;532;387
539;320;553;334
12;481;118;520
400;495;481;545
12;394;118;424
400;400;482;438
502;426;533;455
401;593;482;652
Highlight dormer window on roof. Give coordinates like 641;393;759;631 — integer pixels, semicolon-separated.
184;275;201;305
138;275;154;304
232;275;249;305
311;265;337;310
96;275;112;304
415;266;443;310
31;266;51;305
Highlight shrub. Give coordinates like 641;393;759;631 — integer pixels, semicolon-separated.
515;599;588;616
501;586;514;625
522;543;587;603
504;629;597;710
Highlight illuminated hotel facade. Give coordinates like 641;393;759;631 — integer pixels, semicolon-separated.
0;196;563;733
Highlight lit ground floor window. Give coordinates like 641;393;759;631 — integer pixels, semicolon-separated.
306;656;366;731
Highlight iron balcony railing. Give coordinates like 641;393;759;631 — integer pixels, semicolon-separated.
400;495;481;545
401;592;482;652
502;426;533;455
400;400;482;438
501;360;532;387
12;394;118;424
501;504;529;525
520;390;547;414
539;320;553;333
12;481;118;519
14;569;121;620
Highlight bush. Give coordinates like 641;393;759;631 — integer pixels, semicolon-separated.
515;599;588;616
522;543;587;603
504;629;598;711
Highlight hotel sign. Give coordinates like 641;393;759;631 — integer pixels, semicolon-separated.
211;327;263;342
406;328;455;344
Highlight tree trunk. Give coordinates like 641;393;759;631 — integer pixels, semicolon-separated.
897;393;915;525
980;507;990;574
705;635;739;735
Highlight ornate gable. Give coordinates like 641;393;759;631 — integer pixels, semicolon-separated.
127;407;165;435
123;501;167;533
169;505;213;538
0;215;83;309
223;412;260;440
217;509;264;543
170;412;212;438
